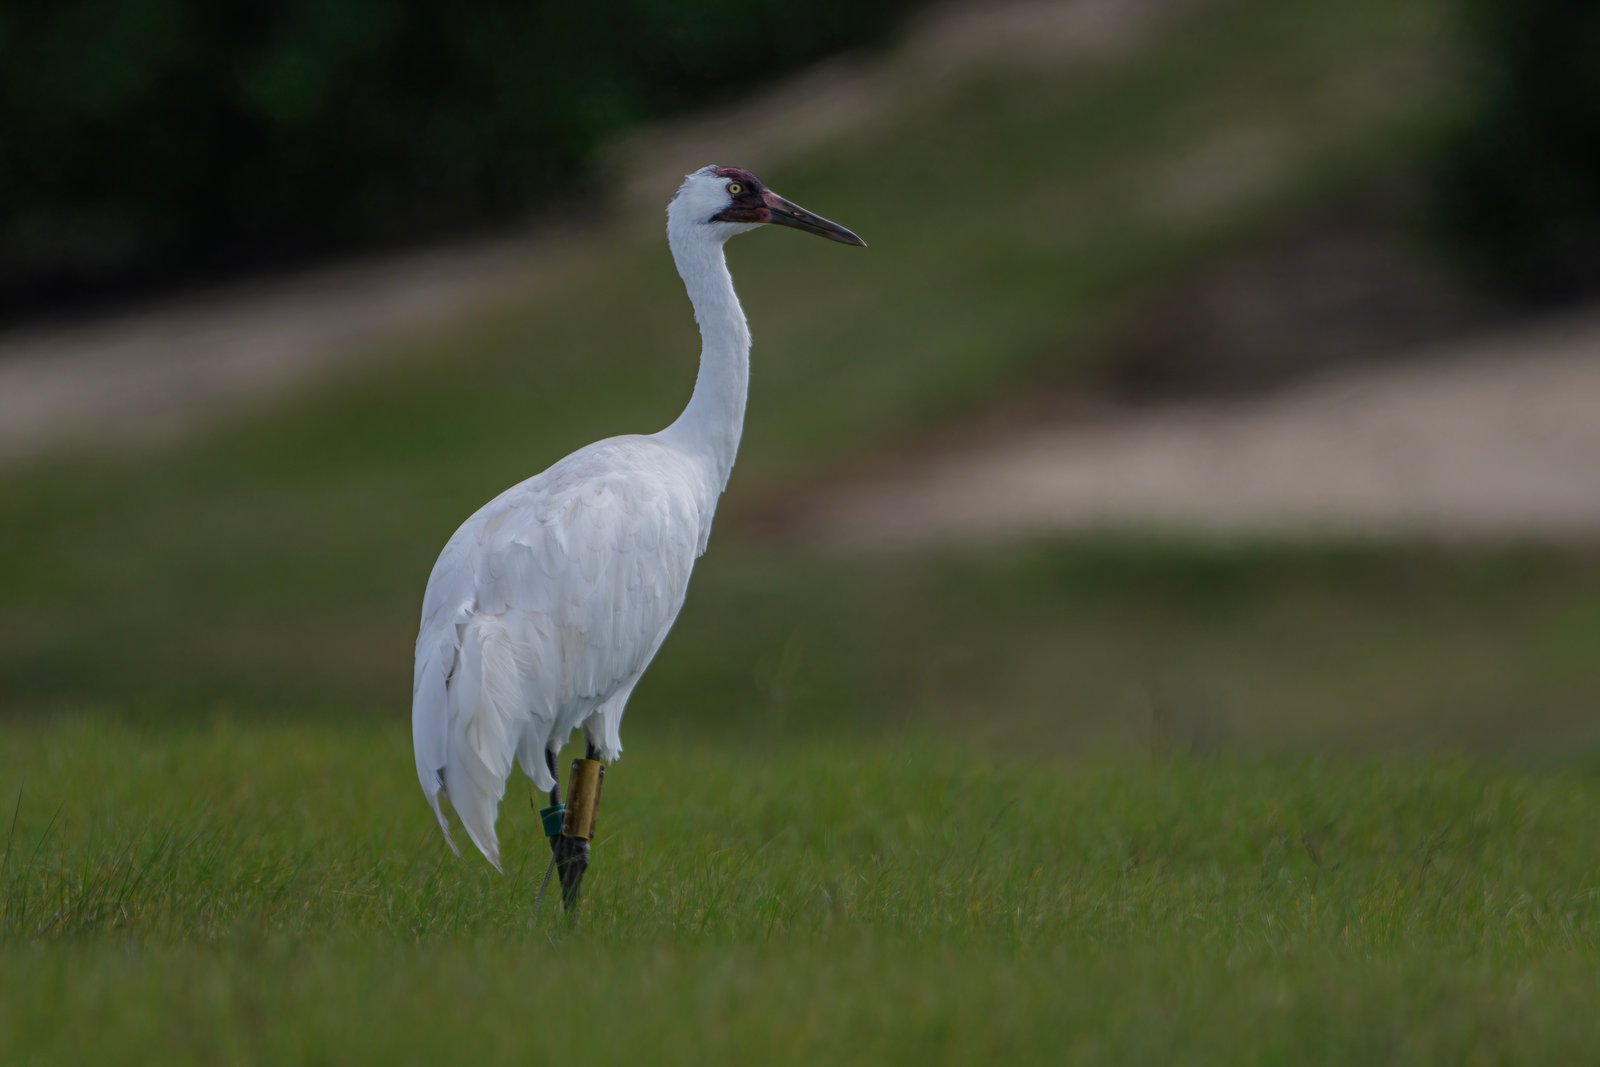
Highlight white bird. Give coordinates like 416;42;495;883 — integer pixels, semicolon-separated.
412;165;864;873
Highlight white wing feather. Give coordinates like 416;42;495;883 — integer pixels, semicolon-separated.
412;435;710;868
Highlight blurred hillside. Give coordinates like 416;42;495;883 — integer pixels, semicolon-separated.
0;0;1488;466
3;0;1598;761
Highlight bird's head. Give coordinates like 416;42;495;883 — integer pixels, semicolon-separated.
669;165;866;247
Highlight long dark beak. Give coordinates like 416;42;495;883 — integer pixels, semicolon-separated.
764;191;866;247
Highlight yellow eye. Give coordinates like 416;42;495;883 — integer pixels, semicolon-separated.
726;182;743;195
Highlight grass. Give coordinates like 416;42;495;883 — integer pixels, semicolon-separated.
3;539;1599;1063
6;532;1600;759
2;720;1598;1063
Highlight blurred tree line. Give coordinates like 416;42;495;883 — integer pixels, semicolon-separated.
0;0;924;318
1436;0;1600;305
3;0;1598;321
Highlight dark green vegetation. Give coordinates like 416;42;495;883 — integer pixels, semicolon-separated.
2;0;1598;1061
13;0;1599;316
0;0;926;313
1436;0;1600;303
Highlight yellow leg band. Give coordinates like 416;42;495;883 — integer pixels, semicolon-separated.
562;758;605;841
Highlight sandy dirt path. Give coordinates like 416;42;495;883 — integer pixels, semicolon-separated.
807;314;1600;546
0;234;584;462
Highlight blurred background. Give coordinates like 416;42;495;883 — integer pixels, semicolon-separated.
3;0;1599;760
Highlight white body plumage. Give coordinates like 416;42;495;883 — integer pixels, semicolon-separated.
411;435;715;868
411;166;862;868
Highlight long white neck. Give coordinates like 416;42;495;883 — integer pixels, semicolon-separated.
660;215;751;493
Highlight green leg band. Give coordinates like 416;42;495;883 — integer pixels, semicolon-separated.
539;803;566;840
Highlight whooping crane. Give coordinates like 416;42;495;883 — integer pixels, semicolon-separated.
412;166;864;906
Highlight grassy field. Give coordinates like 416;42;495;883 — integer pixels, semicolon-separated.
4;0;1600;1061
4;721;1599;1064
3;538;1598;1065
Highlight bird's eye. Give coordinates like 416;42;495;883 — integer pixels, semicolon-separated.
726;182;743;195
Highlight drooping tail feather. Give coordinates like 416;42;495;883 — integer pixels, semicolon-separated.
413;625;462;858
442;615;565;871
425;778;461;858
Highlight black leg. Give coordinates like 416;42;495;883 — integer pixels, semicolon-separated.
554;837;590;910
531;747;567;919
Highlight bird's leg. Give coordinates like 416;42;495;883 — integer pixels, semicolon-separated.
537;747;565;851
555;742;605;911
530;747;570;919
